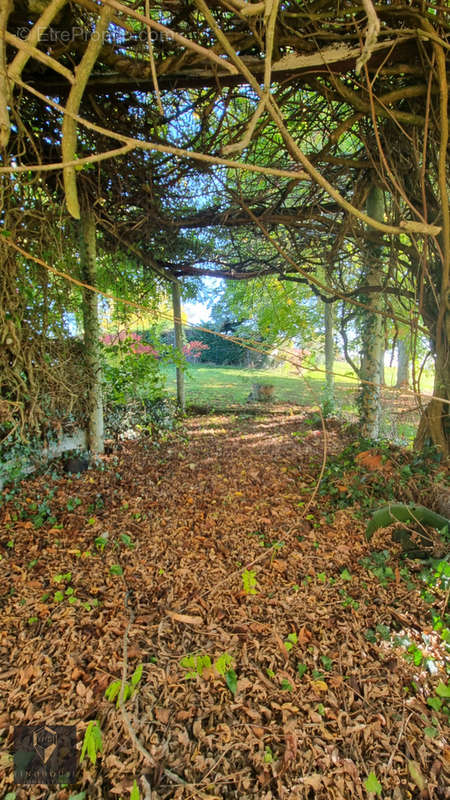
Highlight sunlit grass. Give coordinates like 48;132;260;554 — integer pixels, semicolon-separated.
163;361;434;409
160;361;435;447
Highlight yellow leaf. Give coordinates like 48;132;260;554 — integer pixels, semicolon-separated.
311;680;328;692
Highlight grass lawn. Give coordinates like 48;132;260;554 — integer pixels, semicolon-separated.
163;361;434;444
164;361;433;407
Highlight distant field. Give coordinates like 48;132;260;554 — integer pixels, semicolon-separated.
163;362;434;444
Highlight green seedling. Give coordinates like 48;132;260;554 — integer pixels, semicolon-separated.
105;664;143;707
180;653;211;679
284;632;298;651
80;721;102;766
214;652;237;696
242;568;258;595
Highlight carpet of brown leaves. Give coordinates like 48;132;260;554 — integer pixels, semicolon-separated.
0;409;448;799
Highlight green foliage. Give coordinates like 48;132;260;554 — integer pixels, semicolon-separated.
102;338;166;406
225;669;238;696
180;653;212;679
95;536;108;551
364;771;382;796
361;551;395;587
53;571;72;584
319;441;444;514
242;568;258;594
284;632;298;651
210;276;320;356
80;721;102;766
214;652;233;675
320;655;333;671
339;589;360;610
180;326;249;366
130;780;140;800
119;533;135;548
105;665;143;707
214;654;238;695
264;745;275;764
109;564;123;576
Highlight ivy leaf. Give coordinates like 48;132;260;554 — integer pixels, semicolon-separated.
435;681;450;698
364;772;382;796
427;696;443;711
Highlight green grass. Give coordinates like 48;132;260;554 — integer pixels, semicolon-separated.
162;362;434;445
163;361;433;410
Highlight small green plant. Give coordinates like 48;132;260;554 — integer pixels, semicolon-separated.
364;771;382;796
67;497;82;512
130;780;140;800
110;564;123;576
242;568;258;594
53;571;72;584
361;550;395;586
297;663;308;678
339;589;359;610
80;720;102;766
180;653;212;679
284;632;297;651
281;678;292;691
95;536;108;551
426;681;450;715
320;655;332;671
264;745;275;764
214;652;237;696
119;533;135;549
105;664;143;707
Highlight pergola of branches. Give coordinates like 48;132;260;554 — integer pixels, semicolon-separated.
0;0;449;451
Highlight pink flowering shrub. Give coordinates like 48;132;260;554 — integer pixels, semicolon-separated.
183;340;209;361
101;331;209;361
100;330;159;357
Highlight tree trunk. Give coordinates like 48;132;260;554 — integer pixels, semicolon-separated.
396;336;410;388
80;205;104;454
324;298;334;409
358;184;384;439
380;354;385;387
172;280;185;412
